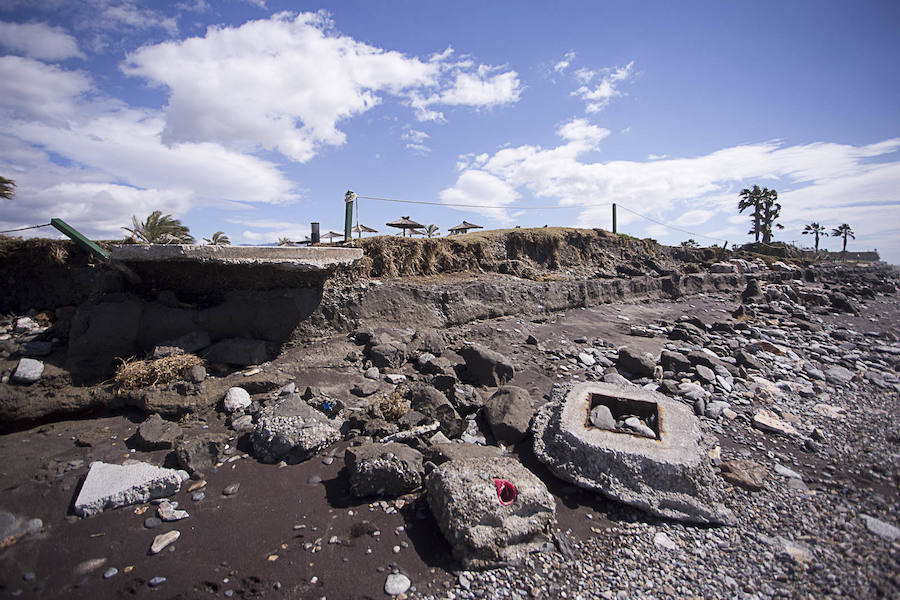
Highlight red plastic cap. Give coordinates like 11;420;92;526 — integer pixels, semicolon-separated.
493;478;517;505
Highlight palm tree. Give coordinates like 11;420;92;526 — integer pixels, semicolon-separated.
203;231;231;245
122;211;195;244
0;176;15;201
802;222;827;254
277;237;293;246
831;223;855;255
425;224;440;238
738;185;782;244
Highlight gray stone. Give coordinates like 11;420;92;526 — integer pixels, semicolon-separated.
578;352;596;367
617;348;656;378
721;459;766;491
532;382;732;525
175;432;229;474
384;373;407;385
695;364;716;384
364;367;380;379
230;414;254;433
14;317;39;333
11;358;43;384
860;514;900;541
623;416;655;439
426;457;556;568
705;400;729;419
413;330;445;356
222;387;251;412
458;344;514;387
589;405;615;430
345;442;423;498
186;365;206;383
773;463;802;479
423;442;504;466
752;409;799;437
204;338;267;366
384;573;411;596
709;261;735;273
151;345;183;359
483;386;534;445
20;341;52;357
134;414;182;450
449;384;485;415
660;350;691;374
74;461;188;517
157;501;189;521
250;394;341;463
148;576;167;587
408;384;465;438
368;342;407;369
351;381;380;397
825;365;854;385
678;382;708;402
150;530;179;554
159;330;211;354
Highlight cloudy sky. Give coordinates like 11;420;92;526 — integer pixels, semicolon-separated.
1;1;898;261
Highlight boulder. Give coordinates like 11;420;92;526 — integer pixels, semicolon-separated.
413;331;445;356
449;384;486;415
250;395;341;463
721;460;767;491
659;350;691;374
483;386;534;445
368;342;407;369
616;347;656;378
204;338;267;366
458;344;514;387
423;443;504;466
741;278;763;303
11;358;44;384
532;382;732;525
133;414;183;450
408;384;465;438
426;457;556;568
175;432;230;474
345;442;423;498
709;262;735;274
222;387;252;413
74;461;189;517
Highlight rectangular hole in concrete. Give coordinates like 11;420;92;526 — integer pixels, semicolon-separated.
586;393;660;439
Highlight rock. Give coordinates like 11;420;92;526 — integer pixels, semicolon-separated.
20;341;52;356
678;382;708;402
408;384;465;438
250;394;341;463
384;373;407;385
204;338;268;366
660;350;691;374
532;382;732;525
617;347;656;378
741;278;763;302
151;345;183;359
653;531;678;550
589;404;615;430
103;567;118;579
813;403;846;419
11;358;43;384
483;386;534;444
230;414;254;433
148;576;167;587
623;416;656;439
423;443;504;466
710;261;736;274
351;381;380;397
449;384;485;415
134;414;183;450
704;400;729;419
222;482;240;496
830;291;859;314
824;365;854;385
157;501;189;521
159;330;211;354
773;463;803;479
426;457;556;568
721;459;767;491
175;433;229;475
222;387;252;413
413;330;445;355
345;442;423;498
578;352;596;367
14;316;40;334
752;409;799;437
384;573;411;596
860;514;900;541
364;367;380;379
695;364;716;384
458;344;514;387
74;461;188;517
525;335;538;345
150;530;180;554
368;342;407;369
186;365;207;383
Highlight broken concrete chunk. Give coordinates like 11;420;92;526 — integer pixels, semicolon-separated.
175;432;229;475
74;461;188;517
483;386;534;445
134;414;183;450
250;394;341;463
345;442;423;498
458;344;514;387
426;457;556;569
12;358;44;384
532;382;732;525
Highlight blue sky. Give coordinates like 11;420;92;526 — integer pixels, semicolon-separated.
1;1;899;261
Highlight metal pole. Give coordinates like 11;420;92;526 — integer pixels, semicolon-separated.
344;190;355;243
612;203;617;234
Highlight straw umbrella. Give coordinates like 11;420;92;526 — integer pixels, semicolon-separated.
322;231;344;245
447;221;483;235
352;224;378;239
386;216;424;237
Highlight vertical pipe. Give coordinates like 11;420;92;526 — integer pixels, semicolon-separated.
311;222;320;244
612;203;617;234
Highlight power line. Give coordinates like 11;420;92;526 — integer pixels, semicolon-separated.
615;204;728;243
0;223;51;234
356;195;611;211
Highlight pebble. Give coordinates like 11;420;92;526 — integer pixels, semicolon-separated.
222;482;240;496
384;573;411;596
103;567;118;579
150;530;180;554
148;576;166;588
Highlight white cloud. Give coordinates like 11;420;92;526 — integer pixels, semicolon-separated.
572;61;635;112
99;2;178;36
0;21;85;60
674;209;714;227
553;51;575;73
402;128;430;153
0;57;92;122
123;11;520;161
439;170;519;223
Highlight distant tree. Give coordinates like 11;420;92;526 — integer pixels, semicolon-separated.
277;237;293;246
831;223;855;255
425;224;440;238
802;222;827;254
738;185;782;244
680;239;699;248
123;211;195;244
203;231;231;245
0;176;15;201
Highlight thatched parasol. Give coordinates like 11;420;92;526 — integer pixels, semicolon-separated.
447;220;483;235
352;224;378;238
322;230;345;245
386;216;424;237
